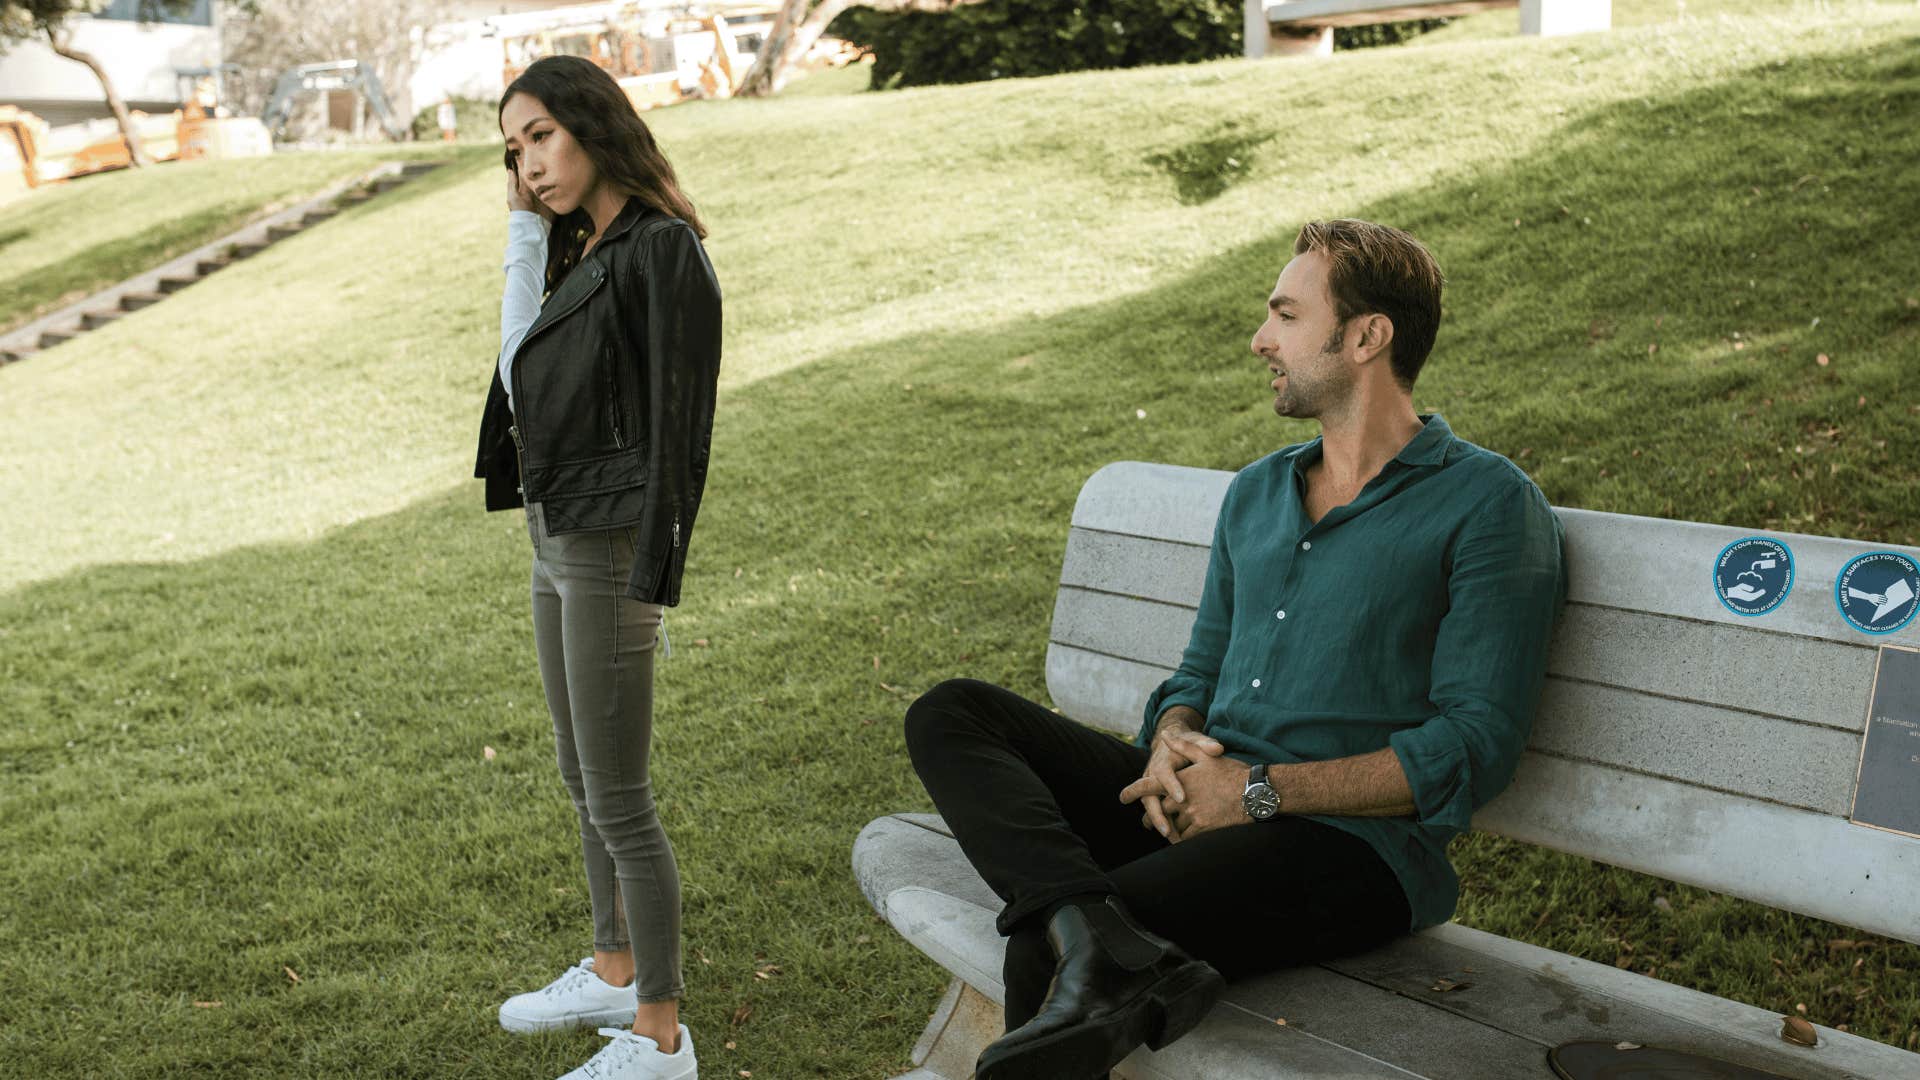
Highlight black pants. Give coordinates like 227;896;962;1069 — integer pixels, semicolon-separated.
904;679;1412;1029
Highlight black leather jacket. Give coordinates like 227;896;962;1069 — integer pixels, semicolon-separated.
474;197;722;607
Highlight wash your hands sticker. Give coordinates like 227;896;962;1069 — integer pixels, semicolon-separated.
1713;537;1795;617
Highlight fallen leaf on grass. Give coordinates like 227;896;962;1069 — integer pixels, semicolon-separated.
694;639;710;647
483;745;496;761
731;1004;753;1025
1816;353;1830;366
192;1000;223;1008
284;966;301;984
724;1040;737;1050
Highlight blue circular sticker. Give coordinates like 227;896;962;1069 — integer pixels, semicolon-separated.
1713;537;1794;616
1835;551;1920;635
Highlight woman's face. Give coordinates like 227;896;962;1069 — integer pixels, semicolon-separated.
501;92;601;217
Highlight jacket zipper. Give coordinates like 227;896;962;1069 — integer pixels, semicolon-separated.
509;422;527;496
672;513;681;550
607;347;625;449
506;262;607;501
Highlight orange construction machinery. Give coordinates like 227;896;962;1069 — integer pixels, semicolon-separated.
1;71;270;198
498;7;773;111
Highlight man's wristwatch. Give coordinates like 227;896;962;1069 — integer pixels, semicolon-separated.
1242;763;1280;820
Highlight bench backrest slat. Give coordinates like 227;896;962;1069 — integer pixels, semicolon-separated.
1046;461;1920;945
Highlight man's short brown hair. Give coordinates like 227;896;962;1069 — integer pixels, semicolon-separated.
1293;219;1444;389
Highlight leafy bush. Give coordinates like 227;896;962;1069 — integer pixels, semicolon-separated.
831;0;1243;90
1335;17;1451;49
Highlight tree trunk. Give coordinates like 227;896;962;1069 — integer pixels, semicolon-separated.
735;0;987;98
46;26;152;168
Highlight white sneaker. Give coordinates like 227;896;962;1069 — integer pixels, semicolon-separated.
499;958;638;1034
559;1025;696;1080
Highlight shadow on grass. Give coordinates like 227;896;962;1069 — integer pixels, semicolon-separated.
1145;123;1277;205
4;35;1919;1076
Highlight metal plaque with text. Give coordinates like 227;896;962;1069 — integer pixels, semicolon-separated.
1851;644;1920;839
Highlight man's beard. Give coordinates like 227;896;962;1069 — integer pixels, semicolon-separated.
1272;324;1350;419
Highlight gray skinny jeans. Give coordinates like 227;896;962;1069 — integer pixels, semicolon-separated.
527;501;683;1003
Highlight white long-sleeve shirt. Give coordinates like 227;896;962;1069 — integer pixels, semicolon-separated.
498;210;550;413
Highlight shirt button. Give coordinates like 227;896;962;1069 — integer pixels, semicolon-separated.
1276;609;1286;620
1251;678;1262;688
1301;541;1312;551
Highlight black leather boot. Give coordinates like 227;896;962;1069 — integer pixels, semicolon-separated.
974;897;1225;1080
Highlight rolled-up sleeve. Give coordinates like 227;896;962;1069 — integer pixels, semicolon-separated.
1138;477;1238;745
1388;477;1566;831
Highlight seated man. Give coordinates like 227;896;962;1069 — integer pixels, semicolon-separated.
904;219;1567;1080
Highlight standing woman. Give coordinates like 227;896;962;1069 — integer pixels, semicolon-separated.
474;54;721;1080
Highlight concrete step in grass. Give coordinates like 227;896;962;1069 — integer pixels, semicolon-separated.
2;160;449;365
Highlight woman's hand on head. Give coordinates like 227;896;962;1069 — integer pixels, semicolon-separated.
506;168;555;222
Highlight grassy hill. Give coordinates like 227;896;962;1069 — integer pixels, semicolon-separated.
2;4;1918;1075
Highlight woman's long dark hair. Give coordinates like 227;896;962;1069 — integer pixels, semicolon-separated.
499;54;707;297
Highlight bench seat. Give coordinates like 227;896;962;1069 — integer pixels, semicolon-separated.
856;812;1912;1079
1246;0;1611;58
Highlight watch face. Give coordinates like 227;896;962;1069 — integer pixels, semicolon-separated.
1244;785;1280;820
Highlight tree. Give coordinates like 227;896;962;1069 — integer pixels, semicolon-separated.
0;1;258;167
734;0;989;98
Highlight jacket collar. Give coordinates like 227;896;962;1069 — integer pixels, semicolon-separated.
594;195;660;251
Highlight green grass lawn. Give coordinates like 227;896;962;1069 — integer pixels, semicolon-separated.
0;145;451;339
4;5;1919;1076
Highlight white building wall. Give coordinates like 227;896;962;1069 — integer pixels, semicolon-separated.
0;12;222;126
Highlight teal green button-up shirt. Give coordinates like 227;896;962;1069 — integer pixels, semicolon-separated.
1139;414;1566;931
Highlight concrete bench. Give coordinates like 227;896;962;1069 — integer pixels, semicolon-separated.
1246;0;1611;59
856;460;1920;1079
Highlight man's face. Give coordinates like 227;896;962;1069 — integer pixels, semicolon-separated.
1251;251;1353;420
